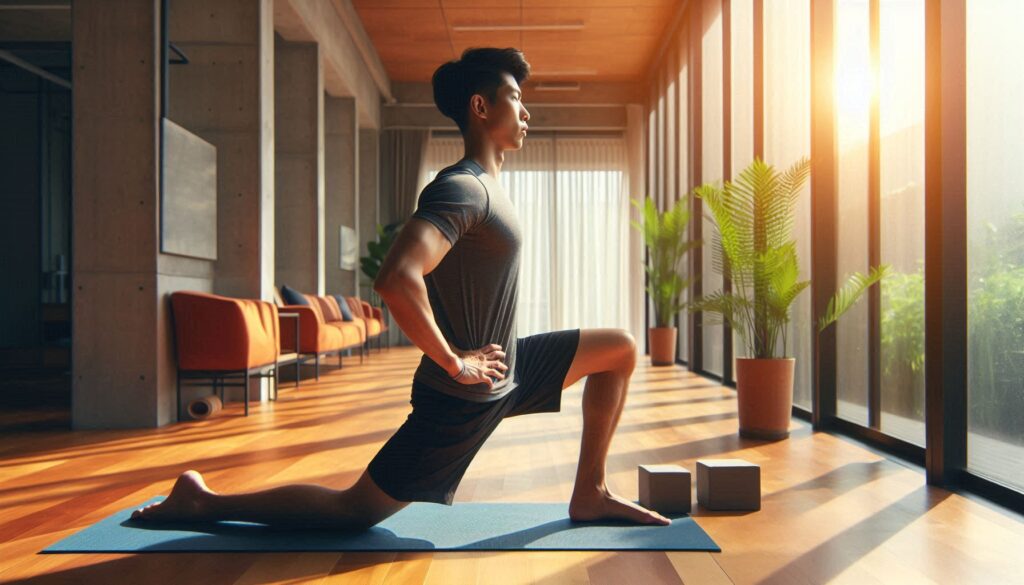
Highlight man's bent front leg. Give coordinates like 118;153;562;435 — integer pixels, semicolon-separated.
561;328;671;525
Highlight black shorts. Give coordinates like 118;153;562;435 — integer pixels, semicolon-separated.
366;328;582;505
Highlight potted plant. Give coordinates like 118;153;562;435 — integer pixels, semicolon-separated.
690;156;889;440
630;194;701;365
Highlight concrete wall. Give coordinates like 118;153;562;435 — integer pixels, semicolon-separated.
274;36;324;295
358;127;379;298
72;0;164;428
325;96;358;297
274;0;387;129
168;0;275;303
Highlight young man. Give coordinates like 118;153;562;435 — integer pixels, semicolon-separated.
130;48;669;530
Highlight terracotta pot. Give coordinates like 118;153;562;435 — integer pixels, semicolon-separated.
648;327;677;366
734;357;794;440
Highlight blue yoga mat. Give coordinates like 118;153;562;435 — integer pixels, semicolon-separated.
42;495;720;553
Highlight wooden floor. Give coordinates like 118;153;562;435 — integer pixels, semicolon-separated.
2;345;1023;585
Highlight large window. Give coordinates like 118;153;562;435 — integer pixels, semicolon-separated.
834;0;872;426
648;94;658;348
764;0;812;409
879;0;926;445
730;0;753;382
966;0;1024;492
676;33;690;363
701;0;724;377
826;0;926;442
642;0;1024;508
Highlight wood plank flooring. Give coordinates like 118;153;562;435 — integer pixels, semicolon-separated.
1;345;1022;584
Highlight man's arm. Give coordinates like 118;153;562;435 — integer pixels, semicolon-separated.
372;218;462;377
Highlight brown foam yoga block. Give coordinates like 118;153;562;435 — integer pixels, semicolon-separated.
638;464;692;514
696;459;761;511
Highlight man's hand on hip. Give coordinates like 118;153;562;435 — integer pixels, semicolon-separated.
450;343;508;390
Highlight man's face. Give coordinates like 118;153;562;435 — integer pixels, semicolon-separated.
472;72;530;150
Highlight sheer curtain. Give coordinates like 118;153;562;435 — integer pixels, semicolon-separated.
423;133;643;344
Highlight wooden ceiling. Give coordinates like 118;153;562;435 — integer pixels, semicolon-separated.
348;0;680;84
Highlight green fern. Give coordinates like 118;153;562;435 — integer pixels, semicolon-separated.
630;194;701;328
817;264;892;334
690;157;812;358
691;155;892;359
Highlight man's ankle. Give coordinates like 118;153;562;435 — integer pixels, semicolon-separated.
570;482;610;500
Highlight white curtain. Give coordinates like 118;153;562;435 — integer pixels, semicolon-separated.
424;133;645;346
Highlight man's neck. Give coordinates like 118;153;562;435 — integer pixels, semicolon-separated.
462;138;505;179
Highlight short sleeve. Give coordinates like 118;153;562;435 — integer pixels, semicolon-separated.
411;173;489;245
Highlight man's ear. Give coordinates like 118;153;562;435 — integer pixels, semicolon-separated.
469;94;487;121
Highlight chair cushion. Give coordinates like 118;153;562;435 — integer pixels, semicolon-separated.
280;285;308;306
317;295;343;322
346;296;365;319
365;318;382;336
302;294;326;323
332;294;354;321
316;320;347;351
329;321;363;347
346;317;367;341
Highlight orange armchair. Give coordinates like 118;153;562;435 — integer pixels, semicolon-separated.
318;296;366;351
345;297;382;354
275;292;364;380
169;291;281;418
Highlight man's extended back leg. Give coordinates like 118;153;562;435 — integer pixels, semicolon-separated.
130;467;409;531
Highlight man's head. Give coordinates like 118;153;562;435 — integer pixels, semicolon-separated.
432;47;531;150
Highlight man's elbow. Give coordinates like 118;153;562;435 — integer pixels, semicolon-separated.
373;269;408;296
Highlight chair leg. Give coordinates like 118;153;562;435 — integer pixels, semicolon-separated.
295;356;300;388
273;362;279;401
244;371;249;416
315;354;320;381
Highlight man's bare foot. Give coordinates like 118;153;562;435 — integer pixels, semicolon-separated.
130;470;215;522
568;485;672;525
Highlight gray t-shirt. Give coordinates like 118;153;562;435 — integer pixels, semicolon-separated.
409;157;523;402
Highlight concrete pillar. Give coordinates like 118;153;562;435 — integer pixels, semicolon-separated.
275;37;324;295
358;127;379;300
325;96;358;296
166;0;275;406
72;0;164;428
168;0;275;302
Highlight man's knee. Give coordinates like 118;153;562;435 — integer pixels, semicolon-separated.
333;468;409;530
616;329;638;372
328;489;389;531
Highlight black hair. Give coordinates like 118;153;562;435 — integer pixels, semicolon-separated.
432;47;531;134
